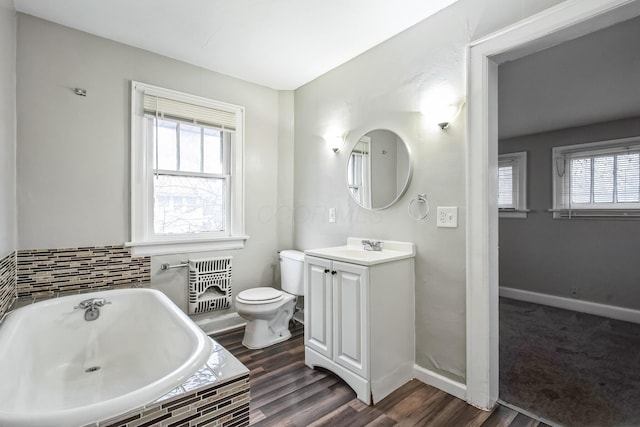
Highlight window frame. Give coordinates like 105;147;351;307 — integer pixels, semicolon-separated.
127;81;248;256
551;136;640;219
498;151;528;219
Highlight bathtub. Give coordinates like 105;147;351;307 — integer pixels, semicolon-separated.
0;288;212;427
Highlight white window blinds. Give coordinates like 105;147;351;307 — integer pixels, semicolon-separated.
143;94;236;131
552;137;640;216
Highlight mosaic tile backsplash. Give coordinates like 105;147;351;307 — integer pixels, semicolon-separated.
17;245;150;297
0;251;17;320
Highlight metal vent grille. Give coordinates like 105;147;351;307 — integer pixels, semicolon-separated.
188;256;232;314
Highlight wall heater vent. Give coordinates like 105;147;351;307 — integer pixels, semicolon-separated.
188;256;232;315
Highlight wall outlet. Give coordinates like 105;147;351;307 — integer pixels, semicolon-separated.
570;287;580;298
328;207;336;223
437;206;458;228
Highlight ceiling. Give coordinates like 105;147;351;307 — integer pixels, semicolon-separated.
498;14;640;139
13;0;458;90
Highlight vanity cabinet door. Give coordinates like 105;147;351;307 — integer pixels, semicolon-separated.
332;261;369;379
304;256;333;359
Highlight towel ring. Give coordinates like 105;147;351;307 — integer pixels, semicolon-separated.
408;194;430;221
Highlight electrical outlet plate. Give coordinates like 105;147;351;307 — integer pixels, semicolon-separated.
328;207;336;223
437;206;458;228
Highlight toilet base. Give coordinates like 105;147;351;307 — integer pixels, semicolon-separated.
242;326;292;349
239;297;296;349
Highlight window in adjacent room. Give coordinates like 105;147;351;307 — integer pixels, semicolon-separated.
551;136;640;218
498;151;528;218
128;82;247;255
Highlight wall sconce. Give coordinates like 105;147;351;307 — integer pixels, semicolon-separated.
435;103;461;130
420;84;463;130
324;133;346;153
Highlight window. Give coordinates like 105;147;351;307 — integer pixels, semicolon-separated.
552;137;640;218
128;82;247;255
498;151;527;218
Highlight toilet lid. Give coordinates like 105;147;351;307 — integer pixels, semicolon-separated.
237;288;283;303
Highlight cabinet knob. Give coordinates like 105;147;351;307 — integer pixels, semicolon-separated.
331;270;337;275
324;269;330;273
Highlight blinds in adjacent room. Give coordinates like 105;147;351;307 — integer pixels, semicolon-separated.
498;163;515;208
143;94;237;131
552;137;640;215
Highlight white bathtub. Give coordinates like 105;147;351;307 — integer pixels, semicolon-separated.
0;288;212;427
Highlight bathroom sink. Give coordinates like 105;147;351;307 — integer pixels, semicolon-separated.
304;238;415;266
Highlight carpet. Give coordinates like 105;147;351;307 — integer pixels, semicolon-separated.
499;297;640;427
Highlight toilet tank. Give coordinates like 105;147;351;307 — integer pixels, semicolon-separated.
279;250;305;296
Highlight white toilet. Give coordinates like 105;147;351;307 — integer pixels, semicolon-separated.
235;250;304;349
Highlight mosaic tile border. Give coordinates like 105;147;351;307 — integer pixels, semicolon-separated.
0;251;17;320
17;245;150;297
98;339;250;427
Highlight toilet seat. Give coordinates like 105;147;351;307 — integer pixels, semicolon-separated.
237;288;284;305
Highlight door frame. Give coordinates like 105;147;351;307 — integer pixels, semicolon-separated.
465;0;640;409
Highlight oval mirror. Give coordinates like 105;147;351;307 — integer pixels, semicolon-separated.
347;129;412;210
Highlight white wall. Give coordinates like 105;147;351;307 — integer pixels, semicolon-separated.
0;0;16;259
16;15;291;314
293;0;565;383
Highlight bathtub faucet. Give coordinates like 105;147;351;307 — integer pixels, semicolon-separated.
74;298;111;321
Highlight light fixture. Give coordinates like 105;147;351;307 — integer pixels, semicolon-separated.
420;84;463;131
435;103;461;130
324;133;346;153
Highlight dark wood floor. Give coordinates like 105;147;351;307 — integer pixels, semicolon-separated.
213;324;548;427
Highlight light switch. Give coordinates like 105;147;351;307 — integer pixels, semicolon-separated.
329;208;336;223
437;206;458;228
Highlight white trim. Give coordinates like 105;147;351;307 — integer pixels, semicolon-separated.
194;312;246;335
129;81;246;253
466;0;640;411
126;235;249;257
413;364;467;401
500;286;640;325
498;151;527;214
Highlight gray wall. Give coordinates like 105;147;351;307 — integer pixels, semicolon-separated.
0;0;16;259
293;0;565;383
16;14;292;314
499;117;640;309
499;14;640;139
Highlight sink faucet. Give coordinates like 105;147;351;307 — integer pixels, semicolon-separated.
74;298;110;321
361;240;383;251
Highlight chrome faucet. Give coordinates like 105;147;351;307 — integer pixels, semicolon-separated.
361;240;383;251
74;298;110;321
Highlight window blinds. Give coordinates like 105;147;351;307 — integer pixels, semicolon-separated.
498;164;514;207
553;140;640;213
143;94;236;131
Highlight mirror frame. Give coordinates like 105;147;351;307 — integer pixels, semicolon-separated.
346;128;413;211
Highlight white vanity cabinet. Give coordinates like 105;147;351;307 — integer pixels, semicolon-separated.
303;239;415;405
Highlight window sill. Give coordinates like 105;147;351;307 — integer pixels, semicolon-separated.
125;235;250;256
549;209;640;219
499;209;529;219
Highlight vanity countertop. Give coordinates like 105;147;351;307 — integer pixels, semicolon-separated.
304;237;415;266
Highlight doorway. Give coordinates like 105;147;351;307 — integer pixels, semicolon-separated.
465;0;640;412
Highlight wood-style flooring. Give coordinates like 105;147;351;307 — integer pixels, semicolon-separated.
213;323;548;427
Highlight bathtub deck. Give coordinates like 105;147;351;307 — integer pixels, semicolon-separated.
212;323;548;427
97;337;250;427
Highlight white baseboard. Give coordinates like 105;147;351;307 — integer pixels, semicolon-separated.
194;312;246;335
413;364;467;401
500;286;640;324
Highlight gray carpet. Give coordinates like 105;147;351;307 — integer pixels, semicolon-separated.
500;298;640;427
